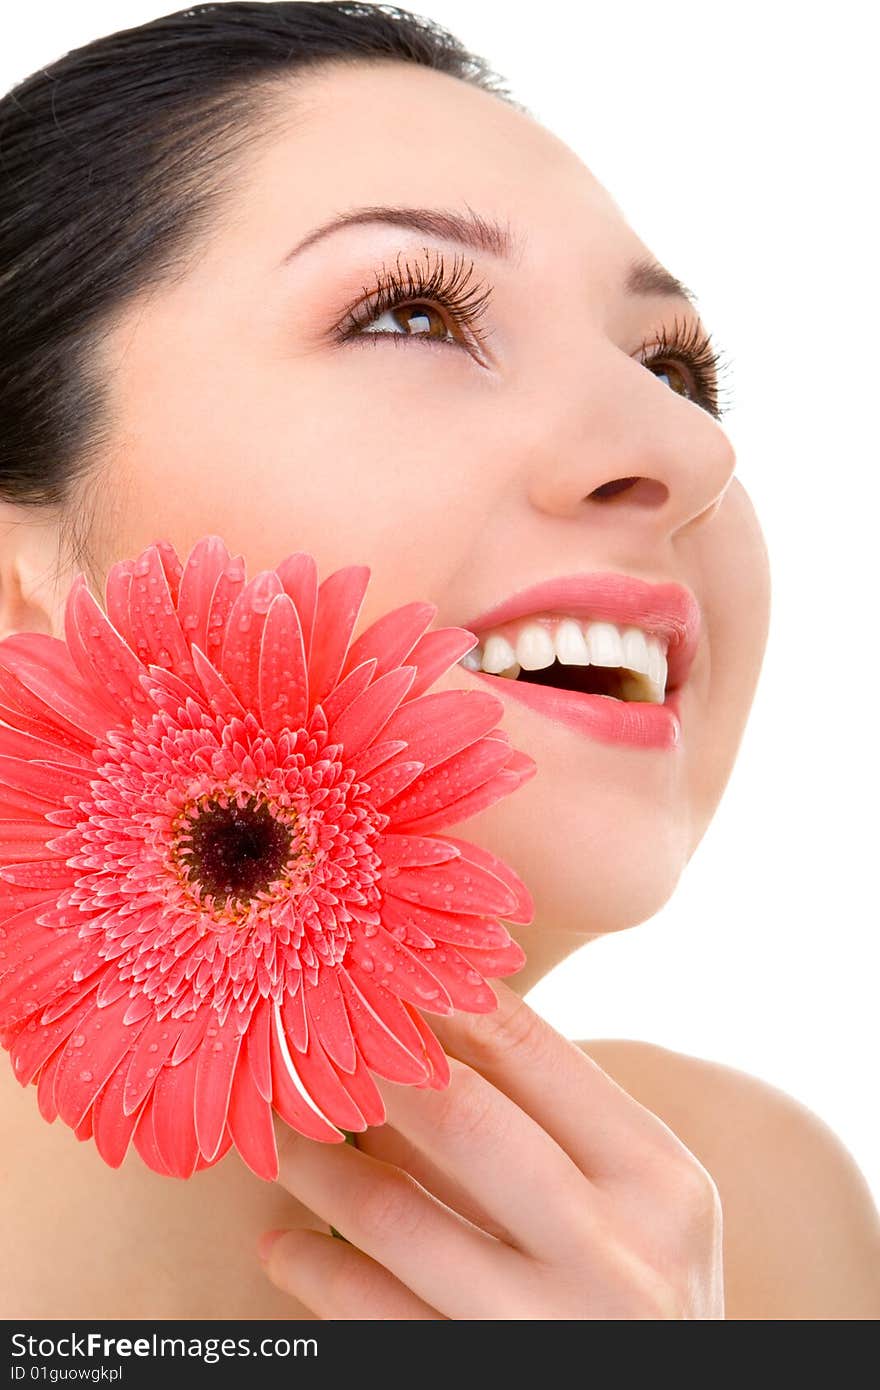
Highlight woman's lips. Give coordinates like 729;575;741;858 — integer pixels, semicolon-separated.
469;670;683;750
457;571;699;751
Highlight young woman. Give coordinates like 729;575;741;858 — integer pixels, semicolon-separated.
1;2;877;1320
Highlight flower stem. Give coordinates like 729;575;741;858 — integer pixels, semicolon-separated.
329;1130;357;1242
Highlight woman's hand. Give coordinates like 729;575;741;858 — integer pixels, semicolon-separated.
257;980;724;1319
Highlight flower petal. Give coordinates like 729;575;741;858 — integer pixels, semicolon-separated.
204;553;247;669
455;937;527;977
36;1044;65;1121
328;665;416;762
377;833;461;870
320;658;376;729
402;1002;451;1090
384;767;526;835
384;856;518;918
193;1011;245;1162
132;1090;175;1176
336;968;429;1084
400;628;481;702
7;985;99;1085
176;535;232;657
341;601;437;682
125;544;198;682
283;1023;366;1132
380;735;513;827
381;689;504;771
245;995;273;1100
433;834;534;925
361;759;424;808
380;894;511;951
269;1002;345;1143
308;565;371;708
152;1047;202;1178
92;1066;145;1168
275;551;318;659
392;943;497;1012
0;753;92;806
64;575;157;725
303;966;357;1073
220;571;284;710
123;1013;187;1115
189;644;246;722
227;1045;279;1180
0;650;112;746
53;993;150;1130
330;1042;386;1127
258;591;310;735
345;923;454;1015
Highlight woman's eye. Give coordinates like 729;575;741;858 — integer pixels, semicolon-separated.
357;301;457;344
647;361;691;399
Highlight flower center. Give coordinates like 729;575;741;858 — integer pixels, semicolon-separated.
175;793;297;909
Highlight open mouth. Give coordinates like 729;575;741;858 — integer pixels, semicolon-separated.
458;615;669;704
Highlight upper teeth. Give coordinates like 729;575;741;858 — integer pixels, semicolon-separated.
458;615;669;703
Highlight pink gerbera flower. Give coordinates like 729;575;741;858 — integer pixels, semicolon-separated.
0;536;535;1181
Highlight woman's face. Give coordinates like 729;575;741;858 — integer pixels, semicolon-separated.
76;59;770;941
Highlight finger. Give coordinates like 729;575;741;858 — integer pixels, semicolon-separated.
374;1056;594;1259
273;1120;522;1319
260;1227;445;1320
424;979;680;1181
355;1119;519;1244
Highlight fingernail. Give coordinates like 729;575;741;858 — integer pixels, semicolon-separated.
257;1228;285;1262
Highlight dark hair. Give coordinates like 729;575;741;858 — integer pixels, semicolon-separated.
0;2;518;583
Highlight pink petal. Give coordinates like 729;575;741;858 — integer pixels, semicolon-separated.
0;819;61;864
308;565;371;708
328;666;416;762
401;628;481;701
193;1011;245;1161
8;986;99;1085
330;1043;386;1127
0;753;91;806
269;1002;345;1143
53;993;150;1129
345;923;453;1015
337;968;429;1084
257;591;309;735
280;1022;366;1132
103;561;135;647
227;1046;279;1181
36;1045;65;1122
381;735;513;827
0;630;79;686
204;553;247;669
362;759;425;808
176;535;232;657
455;937;527;977
123;1014;187;1115
386;767;526;835
189;644;246;722
0;857;80;891
0;650;111;746
303;967;357;1073
132;1091;175;1176
275;552;318;659
384;856;517;918
193;1131;232;1171
92;1066;144;1168
169;1007;212;1064
402;1002;451;1090
377;833;461;870
74;1104;94;1141
380;894;511;951
381;689;504;771
0;928;80;1027
120;544;198;682
154;538;183;605
348;737;408;780
341;601;437;682
219;571;284;710
152;1048;201;1178
279;984;308;1053
320;659;377;729
245;995;273;1100
62;578;144;724
433;834;534;925
394;943;497;1012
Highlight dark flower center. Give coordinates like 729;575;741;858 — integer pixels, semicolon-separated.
178;795;294;905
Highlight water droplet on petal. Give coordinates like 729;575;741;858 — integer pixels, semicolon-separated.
71;1034;86;1048
78;1069;93;1083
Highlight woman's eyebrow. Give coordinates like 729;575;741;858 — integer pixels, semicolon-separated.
280;204;698;309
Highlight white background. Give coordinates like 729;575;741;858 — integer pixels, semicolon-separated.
3;2;878;1202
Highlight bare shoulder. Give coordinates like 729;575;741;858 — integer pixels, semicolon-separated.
578;1038;880;1320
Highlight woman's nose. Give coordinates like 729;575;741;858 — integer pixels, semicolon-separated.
524;354;738;540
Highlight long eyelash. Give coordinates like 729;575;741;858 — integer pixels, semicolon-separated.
638;314;735;421
333;248;494;352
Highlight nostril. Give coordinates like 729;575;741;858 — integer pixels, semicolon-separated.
588;477;669;508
